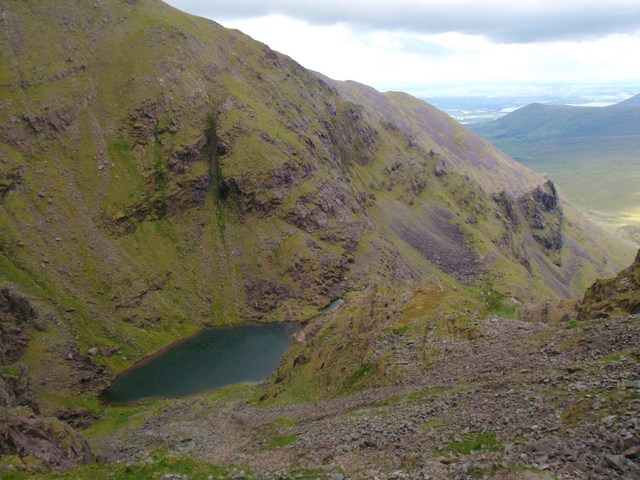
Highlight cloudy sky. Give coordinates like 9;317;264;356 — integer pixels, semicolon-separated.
164;0;640;97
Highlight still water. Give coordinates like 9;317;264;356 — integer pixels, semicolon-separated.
103;322;300;404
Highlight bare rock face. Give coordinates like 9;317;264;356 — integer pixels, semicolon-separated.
0;364;38;413
0;286;38;324
0;165;24;203
0;286;41;364
579;249;640;320
0;286;96;471
531;179;560;214
0;410;95;469
54;408;96;430
0;365;96;470
0;322;30;365
518;180;563;262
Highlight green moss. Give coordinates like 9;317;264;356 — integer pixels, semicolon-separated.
44;394;104;417
476;276;519;319
383;325;410;335
264;433;298;450
341;362;374;391
560;398;593;427
443;432;501;455
317;324;337;343
199;383;258;407
421;416;449;431
598;352;623;364
0;51;15;84
84;399;166;441
0;365;21;376
271;416;297;428
372;396;402;408
253;413;300;451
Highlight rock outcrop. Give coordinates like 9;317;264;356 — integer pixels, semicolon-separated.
518;180;563;262
579;249;640;320
0;287;96;471
0;286;42;364
0;409;95;470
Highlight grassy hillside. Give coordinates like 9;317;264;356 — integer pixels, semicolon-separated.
1;0;638;476
0;0;633;436
1;0;632;395
579;248;640;320
472;98;640;243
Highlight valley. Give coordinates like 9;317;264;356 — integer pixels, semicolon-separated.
0;0;638;479
472;98;640;244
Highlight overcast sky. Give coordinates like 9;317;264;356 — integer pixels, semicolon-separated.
164;0;640;97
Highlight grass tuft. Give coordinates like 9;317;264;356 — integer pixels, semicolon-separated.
443;432;501;455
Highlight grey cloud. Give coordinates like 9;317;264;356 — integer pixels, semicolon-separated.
165;1;640;43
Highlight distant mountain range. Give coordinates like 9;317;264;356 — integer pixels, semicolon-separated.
618;93;640;106
473;94;640;139
424;90;640;124
472;95;640;243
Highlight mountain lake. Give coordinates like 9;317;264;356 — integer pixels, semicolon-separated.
102;322;300;404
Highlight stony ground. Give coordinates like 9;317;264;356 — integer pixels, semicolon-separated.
95;314;640;479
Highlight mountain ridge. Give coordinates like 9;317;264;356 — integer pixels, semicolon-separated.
616;93;640;106
0;0;636;475
0;0;631;397
314;73;542;195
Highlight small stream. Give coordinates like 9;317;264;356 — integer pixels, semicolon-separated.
320;298;344;313
102;322;300;405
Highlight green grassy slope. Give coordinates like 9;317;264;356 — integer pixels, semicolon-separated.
0;0;633;413
471;99;640;242
315;75;542;195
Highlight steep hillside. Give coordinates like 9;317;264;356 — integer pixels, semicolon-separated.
315;76;541;195
0;0;633;437
579;248;640;320
616;93;640;106
472;97;640;243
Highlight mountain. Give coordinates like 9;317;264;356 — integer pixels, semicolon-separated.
471;97;640;243
473;100;640;139
0;0;636;476
617;93;640;106
314;76;541;194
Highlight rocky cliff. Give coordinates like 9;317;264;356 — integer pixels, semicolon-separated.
0;0;633;413
0;289;95;470
579;249;640;320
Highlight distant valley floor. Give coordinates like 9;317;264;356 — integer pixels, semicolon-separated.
482;136;640;246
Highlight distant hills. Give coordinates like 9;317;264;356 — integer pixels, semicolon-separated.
473;94;640;139
472;95;640;243
618;93;640;106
